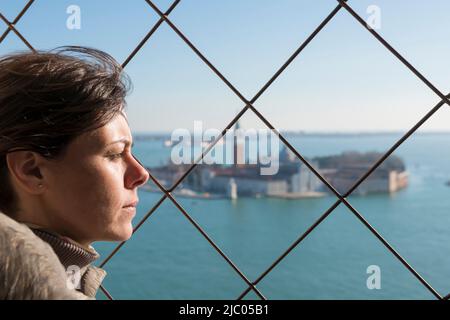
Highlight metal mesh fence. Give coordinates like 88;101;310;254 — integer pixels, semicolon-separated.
1;0;449;300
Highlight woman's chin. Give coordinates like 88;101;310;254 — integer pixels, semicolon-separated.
117;227;133;241
104;224;133;242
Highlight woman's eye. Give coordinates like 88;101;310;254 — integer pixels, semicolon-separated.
108;152;124;160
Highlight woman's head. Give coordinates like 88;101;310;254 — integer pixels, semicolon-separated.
0;46;149;245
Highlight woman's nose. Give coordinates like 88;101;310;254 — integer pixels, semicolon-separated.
126;154;150;189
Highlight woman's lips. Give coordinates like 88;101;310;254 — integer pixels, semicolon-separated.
123;200;138;208
122;206;136;216
123;200;138;217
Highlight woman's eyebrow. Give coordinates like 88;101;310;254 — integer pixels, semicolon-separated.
107;138;134;148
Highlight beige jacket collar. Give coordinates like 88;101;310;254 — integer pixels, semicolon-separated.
25;224;107;298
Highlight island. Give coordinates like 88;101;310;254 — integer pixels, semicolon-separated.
143;147;408;200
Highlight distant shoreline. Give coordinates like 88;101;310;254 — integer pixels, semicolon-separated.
133;131;450;139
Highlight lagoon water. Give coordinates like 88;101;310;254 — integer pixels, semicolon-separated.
95;132;450;299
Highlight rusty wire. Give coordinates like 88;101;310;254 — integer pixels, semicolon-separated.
1;0;449;300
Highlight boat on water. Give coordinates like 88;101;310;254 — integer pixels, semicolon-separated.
174;189;225;200
163;139;173;147
446;180;450;187
141;184;225;199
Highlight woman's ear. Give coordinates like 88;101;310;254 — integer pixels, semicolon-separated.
5;151;46;194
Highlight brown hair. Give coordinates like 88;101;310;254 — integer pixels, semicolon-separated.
0;46;131;216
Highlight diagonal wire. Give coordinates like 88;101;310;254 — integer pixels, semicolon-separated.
0;0;34;43
55;0;450;300
0;0;345;301
132;0;347;197
236;95;450;300
100;108;266;300
336;0;450;108
250;1;347;103
100;284;114;300
98;191;167;269
144;0;347;196
98;0;350;298
169;0;450;300
2;0;442;300
122;0;181;68
166;190;267;300
145;0;249;105
99;0;180;268
96;0;183;300
236;199;342;300
96;0;182;269
342;199;442;300
0;12;35;52
129;0;383;301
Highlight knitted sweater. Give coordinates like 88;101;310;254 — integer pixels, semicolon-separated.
0;211;107;299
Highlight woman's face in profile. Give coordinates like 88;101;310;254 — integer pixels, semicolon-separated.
43;113;149;245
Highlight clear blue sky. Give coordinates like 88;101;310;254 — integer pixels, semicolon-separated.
2;0;450;133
